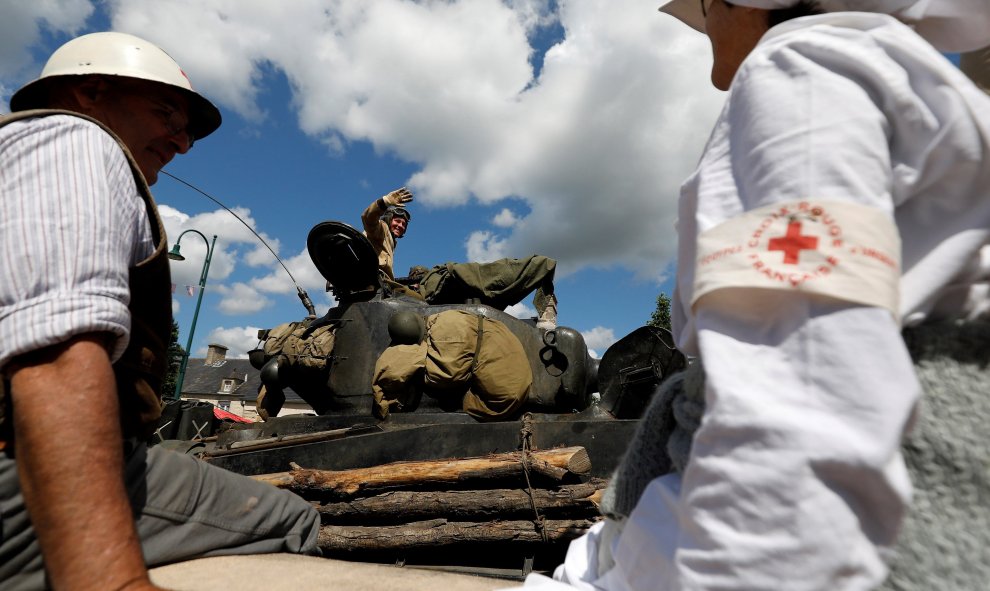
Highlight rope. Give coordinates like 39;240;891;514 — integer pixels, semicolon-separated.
519;413;549;543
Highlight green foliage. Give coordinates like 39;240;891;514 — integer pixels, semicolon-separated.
162;320;185;396
648;292;672;331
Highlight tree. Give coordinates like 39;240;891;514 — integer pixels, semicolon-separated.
162;320;186;397
648;293;672;331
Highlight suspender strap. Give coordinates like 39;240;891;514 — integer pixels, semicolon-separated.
470;314;485;374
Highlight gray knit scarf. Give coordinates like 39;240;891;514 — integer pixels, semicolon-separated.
600;319;990;590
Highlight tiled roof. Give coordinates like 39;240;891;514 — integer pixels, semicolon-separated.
180;358;306;403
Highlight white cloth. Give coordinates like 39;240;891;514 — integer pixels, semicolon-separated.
731;0;990;52
516;12;990;591
660;0;990;52
0;114;155;370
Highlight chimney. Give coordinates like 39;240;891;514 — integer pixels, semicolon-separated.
205;343;228;365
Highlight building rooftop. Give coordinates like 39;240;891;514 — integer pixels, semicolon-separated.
181;344;306;404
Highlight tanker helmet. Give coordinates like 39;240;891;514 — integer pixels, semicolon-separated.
10;31;221;140
260;357;283;389
387;311;426;345
407;265;429;282
383;205;411;223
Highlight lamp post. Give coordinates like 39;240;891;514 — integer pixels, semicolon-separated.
168;230;217;400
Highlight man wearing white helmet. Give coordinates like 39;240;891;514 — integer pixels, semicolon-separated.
517;2;990;591
0;32;319;590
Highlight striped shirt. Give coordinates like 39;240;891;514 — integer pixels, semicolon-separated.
0;114;155;371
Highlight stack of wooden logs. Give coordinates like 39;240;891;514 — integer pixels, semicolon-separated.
254;446;605;559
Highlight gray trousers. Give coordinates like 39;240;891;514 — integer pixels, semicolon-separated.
0;441;320;590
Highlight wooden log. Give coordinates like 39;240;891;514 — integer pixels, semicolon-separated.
253;446;592;499
204;424;382;457
318;517;601;552
317;480;606;523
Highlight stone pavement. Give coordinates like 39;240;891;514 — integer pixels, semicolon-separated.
149;554;510;590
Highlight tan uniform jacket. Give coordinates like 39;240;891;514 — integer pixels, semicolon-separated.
361;199;397;280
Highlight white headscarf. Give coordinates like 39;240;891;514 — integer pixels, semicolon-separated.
659;0;990;52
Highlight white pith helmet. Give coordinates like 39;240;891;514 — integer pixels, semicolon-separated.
659;0;707;33
10;31;221;140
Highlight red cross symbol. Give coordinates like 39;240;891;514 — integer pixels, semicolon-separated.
768;221;818;264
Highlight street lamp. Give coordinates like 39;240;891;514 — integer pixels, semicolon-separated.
168;229;217;400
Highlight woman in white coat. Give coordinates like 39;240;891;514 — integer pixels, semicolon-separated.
519;2;990;590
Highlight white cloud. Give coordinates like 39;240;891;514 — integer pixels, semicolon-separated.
505;301;537;321
505;0;556;33
321;134;346;157
158;201;333;316
215;282;273;315
244;243;277;267
96;0;721;281
5;0;724;342
157;203;190;225
582;325;616;356
198;326;265;359
493;208;519;228
249;247;335;312
160;204;286;287
0;0;94;82
465;230;508;263
249;247;323;294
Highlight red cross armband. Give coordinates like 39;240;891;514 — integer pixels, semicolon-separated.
691;200;901;319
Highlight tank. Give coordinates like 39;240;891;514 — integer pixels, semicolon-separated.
253;221;598;417
169;220;688;578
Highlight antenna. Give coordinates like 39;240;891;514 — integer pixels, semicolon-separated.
161;170;317;317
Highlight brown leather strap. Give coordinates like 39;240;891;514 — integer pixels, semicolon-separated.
470;314;485;374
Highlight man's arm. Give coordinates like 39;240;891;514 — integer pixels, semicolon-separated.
9;335;164;591
360;196;388;240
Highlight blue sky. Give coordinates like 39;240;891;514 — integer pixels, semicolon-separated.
1;0;726;359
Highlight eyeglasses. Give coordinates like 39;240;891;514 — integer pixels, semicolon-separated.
111;79;197;150
155;102;195;149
